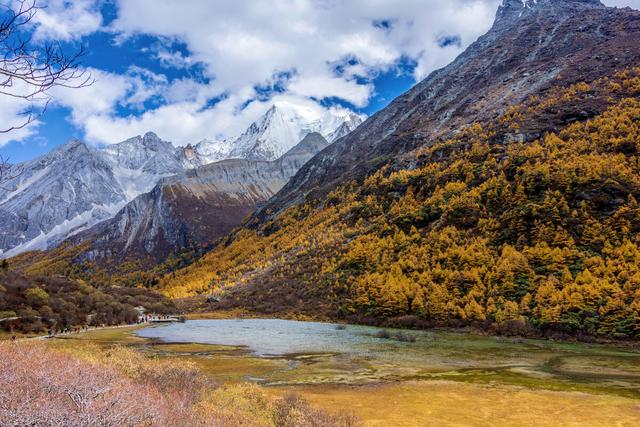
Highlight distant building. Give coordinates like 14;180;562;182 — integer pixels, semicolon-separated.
134;306;146;322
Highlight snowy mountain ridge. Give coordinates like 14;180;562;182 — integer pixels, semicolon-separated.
0;105;364;257
197;104;365;162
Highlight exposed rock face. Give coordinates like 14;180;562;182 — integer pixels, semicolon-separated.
101;132;182;174
496;0;604;27
0;140;127;257
0;102;361;257
0;132;186;257
256;0;640;222
70;133;330;261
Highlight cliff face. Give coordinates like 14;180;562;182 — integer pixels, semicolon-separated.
71;133;330;262
256;0;640;222
0;140;127;258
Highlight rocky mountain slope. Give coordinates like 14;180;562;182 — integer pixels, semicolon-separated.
0;140;128;258
0;103;361;257
0;133;185;258
156;0;640;339
257;0;639;222
53;133;331;263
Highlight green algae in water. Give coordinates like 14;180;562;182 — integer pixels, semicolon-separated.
135;319;640;397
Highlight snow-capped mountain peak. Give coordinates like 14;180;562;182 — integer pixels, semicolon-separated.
0;104;365;257
228;103;365;161
192;138;234;164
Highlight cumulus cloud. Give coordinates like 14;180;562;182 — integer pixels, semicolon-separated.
29;0;103;41
64;0;497;145
48;66;221;144
0;95;42;147
4;0;639;148
112;0;500;88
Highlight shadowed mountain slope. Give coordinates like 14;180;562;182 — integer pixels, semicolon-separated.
255;0;640;223
157;1;640;339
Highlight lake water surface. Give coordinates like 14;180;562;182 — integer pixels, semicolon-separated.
136;319;640;397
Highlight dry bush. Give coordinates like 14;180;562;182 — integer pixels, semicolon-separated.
0;342;359;426
64;344;215;403
0;342;164;426
198;384;360;427
272;393;360;427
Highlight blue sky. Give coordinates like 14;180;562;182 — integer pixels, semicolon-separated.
1;0;638;163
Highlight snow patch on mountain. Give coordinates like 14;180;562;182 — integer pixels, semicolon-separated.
227;104;365;161
0;202;124;258
0;105;364;257
192;138;235;164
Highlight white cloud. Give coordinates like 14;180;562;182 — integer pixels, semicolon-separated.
30;0;103;41
48;66;222;143
0;97;41;147
112;0;500;91
287;75;373;108
72;0;498;145
0;76;49;147
7;0;640;149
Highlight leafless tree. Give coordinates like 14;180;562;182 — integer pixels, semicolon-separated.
0;0;93;134
0;0;93;188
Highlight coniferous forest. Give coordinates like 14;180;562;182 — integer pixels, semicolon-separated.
160;69;640;339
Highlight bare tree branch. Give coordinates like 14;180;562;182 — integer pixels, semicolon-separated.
0;0;94;134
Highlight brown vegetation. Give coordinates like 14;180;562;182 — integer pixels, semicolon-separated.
0;341;359;426
0;270;175;333
160;69;640;340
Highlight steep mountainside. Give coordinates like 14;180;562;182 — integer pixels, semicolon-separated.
101;132;187;198
0;133;187;258
0;141;128;258
43;133;330;264
258;0;640;221
159;1;640;339
0;105;361;257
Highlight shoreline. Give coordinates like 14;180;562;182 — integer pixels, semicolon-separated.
1;322;147;342
7;310;640;352
182;309;640;350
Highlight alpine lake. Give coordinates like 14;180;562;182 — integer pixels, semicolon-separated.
56;318;640;426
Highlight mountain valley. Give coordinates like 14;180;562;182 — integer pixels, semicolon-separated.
4;0;640;340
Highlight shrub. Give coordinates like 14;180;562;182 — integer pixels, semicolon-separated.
24;287;49;307
375;329;417;342
272;393;361;427
0;342;165;426
393;331;417;343
0;342;359;426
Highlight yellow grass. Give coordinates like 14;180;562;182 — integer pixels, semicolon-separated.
52;324;640;426
292;381;640;426
52;325;147;344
